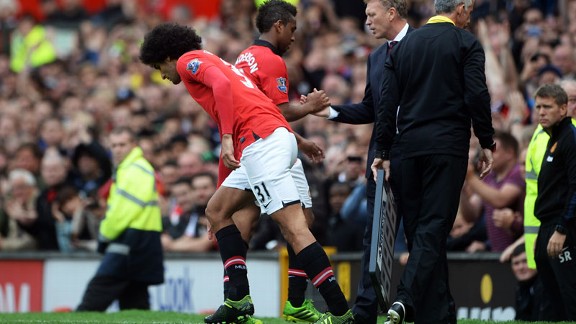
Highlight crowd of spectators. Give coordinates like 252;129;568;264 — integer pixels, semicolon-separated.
0;0;573;258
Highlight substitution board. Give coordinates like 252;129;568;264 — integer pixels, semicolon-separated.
368;169;398;311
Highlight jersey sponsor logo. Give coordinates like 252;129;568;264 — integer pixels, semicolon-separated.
235;52;259;74
546;155;553;162
276;77;287;93
186;59;202;74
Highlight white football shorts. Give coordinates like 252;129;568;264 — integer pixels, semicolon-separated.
221;127;312;214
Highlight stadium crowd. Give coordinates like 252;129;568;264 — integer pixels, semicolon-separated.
0;0;572;267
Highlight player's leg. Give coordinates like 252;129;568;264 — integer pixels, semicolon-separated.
233;204;261;243
219;164;260;301
224;202;260;301
242;127;352;321
204;178;261;324
282;158;322;322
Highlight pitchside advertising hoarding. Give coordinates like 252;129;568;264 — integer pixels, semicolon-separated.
0;261;43;312
0;253;515;319
326;254;517;321
41;258;280;316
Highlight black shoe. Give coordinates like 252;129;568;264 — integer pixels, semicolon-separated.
384;302;405;324
204;295;259;323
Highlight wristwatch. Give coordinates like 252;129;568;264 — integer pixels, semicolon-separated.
555;224;567;235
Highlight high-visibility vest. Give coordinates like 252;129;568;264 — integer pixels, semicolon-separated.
10;25;57;73
524;125;547;269
100;147;162;240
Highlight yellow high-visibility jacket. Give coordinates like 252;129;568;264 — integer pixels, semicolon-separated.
97;147;164;284
10;25;57;73
525;125;547;269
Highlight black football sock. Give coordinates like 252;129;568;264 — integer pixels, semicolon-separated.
215;225;249;300
297;242;349;316
287;244;308;307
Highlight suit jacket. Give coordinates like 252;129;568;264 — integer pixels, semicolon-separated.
375;22;494;159
331;26;414;179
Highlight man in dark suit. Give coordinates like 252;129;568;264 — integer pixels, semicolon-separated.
372;0;495;322
313;0;411;322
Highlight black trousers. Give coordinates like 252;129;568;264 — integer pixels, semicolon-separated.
351;175;378;323
352;153;404;324
396;154;466;324
76;276;151;311
534;223;576;321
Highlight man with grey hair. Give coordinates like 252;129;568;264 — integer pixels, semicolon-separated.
313;0;412;320
371;0;495;322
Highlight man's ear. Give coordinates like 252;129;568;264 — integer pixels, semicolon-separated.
560;104;568;117
455;2;464;16
388;7;396;21
274;20;284;33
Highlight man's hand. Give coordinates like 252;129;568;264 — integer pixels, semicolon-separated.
547;231;566;257
298;138;324;163
304;88;330;114
466;240;487;253
477;148;494;179
221;134;240;170
51;203;65;222
371;158;390;182
492;208;515;229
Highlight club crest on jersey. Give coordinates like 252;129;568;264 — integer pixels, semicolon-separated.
187;59;201;74
550;142;557;153
276;77;287;93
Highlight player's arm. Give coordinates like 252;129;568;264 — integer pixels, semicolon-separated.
279;89;330;122
257;56;330;121
294;132;324;163
202;66;240;169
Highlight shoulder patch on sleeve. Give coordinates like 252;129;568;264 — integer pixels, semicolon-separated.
276;77;287;93
186;59;202;74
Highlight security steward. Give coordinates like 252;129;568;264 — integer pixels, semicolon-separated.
77;127;164;311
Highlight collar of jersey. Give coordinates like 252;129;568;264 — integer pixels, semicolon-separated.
253;39;282;56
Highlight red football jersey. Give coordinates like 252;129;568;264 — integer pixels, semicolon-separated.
235;43;289;106
177;50;291;155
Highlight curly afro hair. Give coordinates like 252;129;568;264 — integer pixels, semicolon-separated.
140;23;202;66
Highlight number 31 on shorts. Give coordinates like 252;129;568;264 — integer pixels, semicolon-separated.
254;182;272;208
